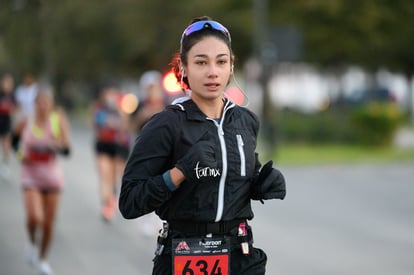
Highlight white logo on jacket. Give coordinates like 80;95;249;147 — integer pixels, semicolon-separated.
194;161;220;179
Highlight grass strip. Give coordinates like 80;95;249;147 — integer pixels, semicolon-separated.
266;144;414;165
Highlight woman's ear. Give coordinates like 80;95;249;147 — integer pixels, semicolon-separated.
180;60;186;77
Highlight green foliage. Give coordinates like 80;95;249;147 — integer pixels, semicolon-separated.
1;0;414;82
277;108;355;144
350;102;402;146
277;102;403;147
270;0;414;73
0;0;253;80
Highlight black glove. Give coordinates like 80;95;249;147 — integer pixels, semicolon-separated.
175;133;219;183
59;146;71;157
11;133;20;152
251;160;286;202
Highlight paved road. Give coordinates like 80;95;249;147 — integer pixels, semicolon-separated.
1;120;413;275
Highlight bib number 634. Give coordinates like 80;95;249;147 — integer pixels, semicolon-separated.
174;255;228;275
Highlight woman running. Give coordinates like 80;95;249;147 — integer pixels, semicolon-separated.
92;86;132;221
13;84;71;275
119;16;286;274
0;73;17;180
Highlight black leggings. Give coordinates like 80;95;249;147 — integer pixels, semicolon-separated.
95;141;130;160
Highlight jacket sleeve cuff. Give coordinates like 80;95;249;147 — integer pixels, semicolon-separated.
163;170;178;191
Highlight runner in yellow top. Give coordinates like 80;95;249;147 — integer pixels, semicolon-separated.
13;84;71;275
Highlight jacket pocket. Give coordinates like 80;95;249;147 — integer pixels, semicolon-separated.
236;134;246;176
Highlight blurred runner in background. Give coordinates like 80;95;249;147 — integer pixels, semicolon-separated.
132;70;167;133
0;73;17;181
15;73;38;121
13;84;71;275
92;86;132;222
131;71;166;235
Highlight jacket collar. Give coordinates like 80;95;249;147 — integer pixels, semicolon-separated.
173;96;236;122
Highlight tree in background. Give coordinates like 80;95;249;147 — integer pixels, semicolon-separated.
1;0;413;115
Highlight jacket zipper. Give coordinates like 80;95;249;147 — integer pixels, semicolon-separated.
208;100;235;222
236;134;246;176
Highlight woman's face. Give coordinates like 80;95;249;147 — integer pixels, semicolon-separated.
36;93;53;115
184;36;232;102
1;75;14;93
102;88;118;109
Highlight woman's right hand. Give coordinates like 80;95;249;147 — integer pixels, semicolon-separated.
175;136;219;184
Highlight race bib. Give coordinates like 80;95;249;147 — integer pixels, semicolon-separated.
172;237;230;275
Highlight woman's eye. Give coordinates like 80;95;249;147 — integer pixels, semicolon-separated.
196;61;206;65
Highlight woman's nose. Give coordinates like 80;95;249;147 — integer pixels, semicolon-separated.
207;65;218;78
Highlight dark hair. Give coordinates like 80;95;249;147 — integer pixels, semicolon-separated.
170;16;233;91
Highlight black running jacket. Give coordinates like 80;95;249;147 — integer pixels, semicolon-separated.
119;97;285;223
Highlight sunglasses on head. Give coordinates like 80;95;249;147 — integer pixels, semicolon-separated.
180;20;231;52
